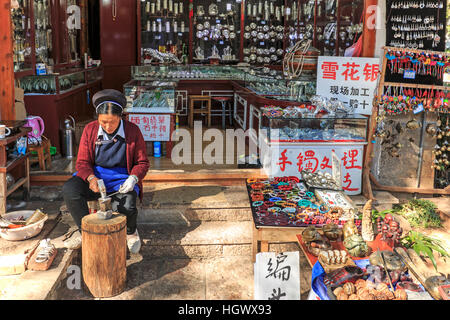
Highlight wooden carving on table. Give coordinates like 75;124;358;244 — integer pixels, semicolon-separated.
361;199;374;241
377;214;403;247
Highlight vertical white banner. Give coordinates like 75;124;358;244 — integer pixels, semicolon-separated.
254;251;300;300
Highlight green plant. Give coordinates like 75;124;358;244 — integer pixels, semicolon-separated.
401;231;449;271
370;209;392;224
392;199;442;228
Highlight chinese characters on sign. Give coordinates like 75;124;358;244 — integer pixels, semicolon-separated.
254;252;300;300
266;145;364;195
128;114;171;141
317;57;380;115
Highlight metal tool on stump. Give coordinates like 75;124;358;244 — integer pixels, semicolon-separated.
81;179;127;298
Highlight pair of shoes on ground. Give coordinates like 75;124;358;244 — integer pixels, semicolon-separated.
63;229;141;254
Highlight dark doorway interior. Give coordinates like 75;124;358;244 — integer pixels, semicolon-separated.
88;0;100;60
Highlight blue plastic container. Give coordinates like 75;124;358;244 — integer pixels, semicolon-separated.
153;141;161;158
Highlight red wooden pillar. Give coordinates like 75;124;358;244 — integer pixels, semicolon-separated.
0;0;15;121
361;0;378;58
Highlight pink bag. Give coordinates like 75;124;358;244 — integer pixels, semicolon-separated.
24;116;45;145
344;35;363;57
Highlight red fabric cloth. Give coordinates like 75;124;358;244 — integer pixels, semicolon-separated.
75;120;149;200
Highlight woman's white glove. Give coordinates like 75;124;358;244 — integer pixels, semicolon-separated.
119;175;139;193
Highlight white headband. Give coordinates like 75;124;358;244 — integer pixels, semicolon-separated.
95;100;124;114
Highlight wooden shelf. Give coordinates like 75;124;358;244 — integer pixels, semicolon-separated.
0;154;29;173
382;81;447;91
6;177;28;197
0;128;30;146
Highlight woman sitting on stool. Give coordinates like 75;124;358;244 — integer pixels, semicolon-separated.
62;89;149;253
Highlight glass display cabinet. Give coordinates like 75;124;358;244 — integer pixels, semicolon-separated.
260;113;368;143
34;0;54;66
139;0;190;64
241;67;317;102
11;0;33;73
123;79;177;113
18;69;87;94
131;65;245;80
192;0;241;63
86;67;104;83
59;69;85;93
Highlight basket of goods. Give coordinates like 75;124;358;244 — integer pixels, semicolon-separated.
0;209;48;241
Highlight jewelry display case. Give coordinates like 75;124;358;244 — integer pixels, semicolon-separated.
260;112;368;143
131;64;245;80
258;111;368;195
123;79;177;113
136;0;371;65
139;0;190;64
308;0;364;56
11;0;33;73
57;0;81;64
19;69;87;95
86;67;104;84
242;0;287;66
193;0;241;63
34;0;53;66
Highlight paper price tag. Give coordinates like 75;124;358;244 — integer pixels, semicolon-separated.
413;103;424;114
226;3;231;11
404;69;416;79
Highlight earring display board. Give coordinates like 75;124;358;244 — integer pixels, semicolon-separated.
386;0;447;52
140;0;190;64
193;0;241;63
11;0;34;73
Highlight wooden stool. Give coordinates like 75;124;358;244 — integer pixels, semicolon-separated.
28;136;52;171
81;213;127;298
189;95;211;128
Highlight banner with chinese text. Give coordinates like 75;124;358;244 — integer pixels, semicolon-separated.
128;114;171;141
316;56;380;115
254;252;300;300
263;144;365;195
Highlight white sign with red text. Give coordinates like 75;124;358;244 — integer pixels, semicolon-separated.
128;114;171;141
262;143;365;195
316;56;380;115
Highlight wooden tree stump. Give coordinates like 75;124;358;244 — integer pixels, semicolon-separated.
81;213;127;298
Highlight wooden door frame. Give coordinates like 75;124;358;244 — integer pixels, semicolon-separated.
0;0;15;121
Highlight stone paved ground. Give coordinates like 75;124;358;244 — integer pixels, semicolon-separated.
1;185;449;300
